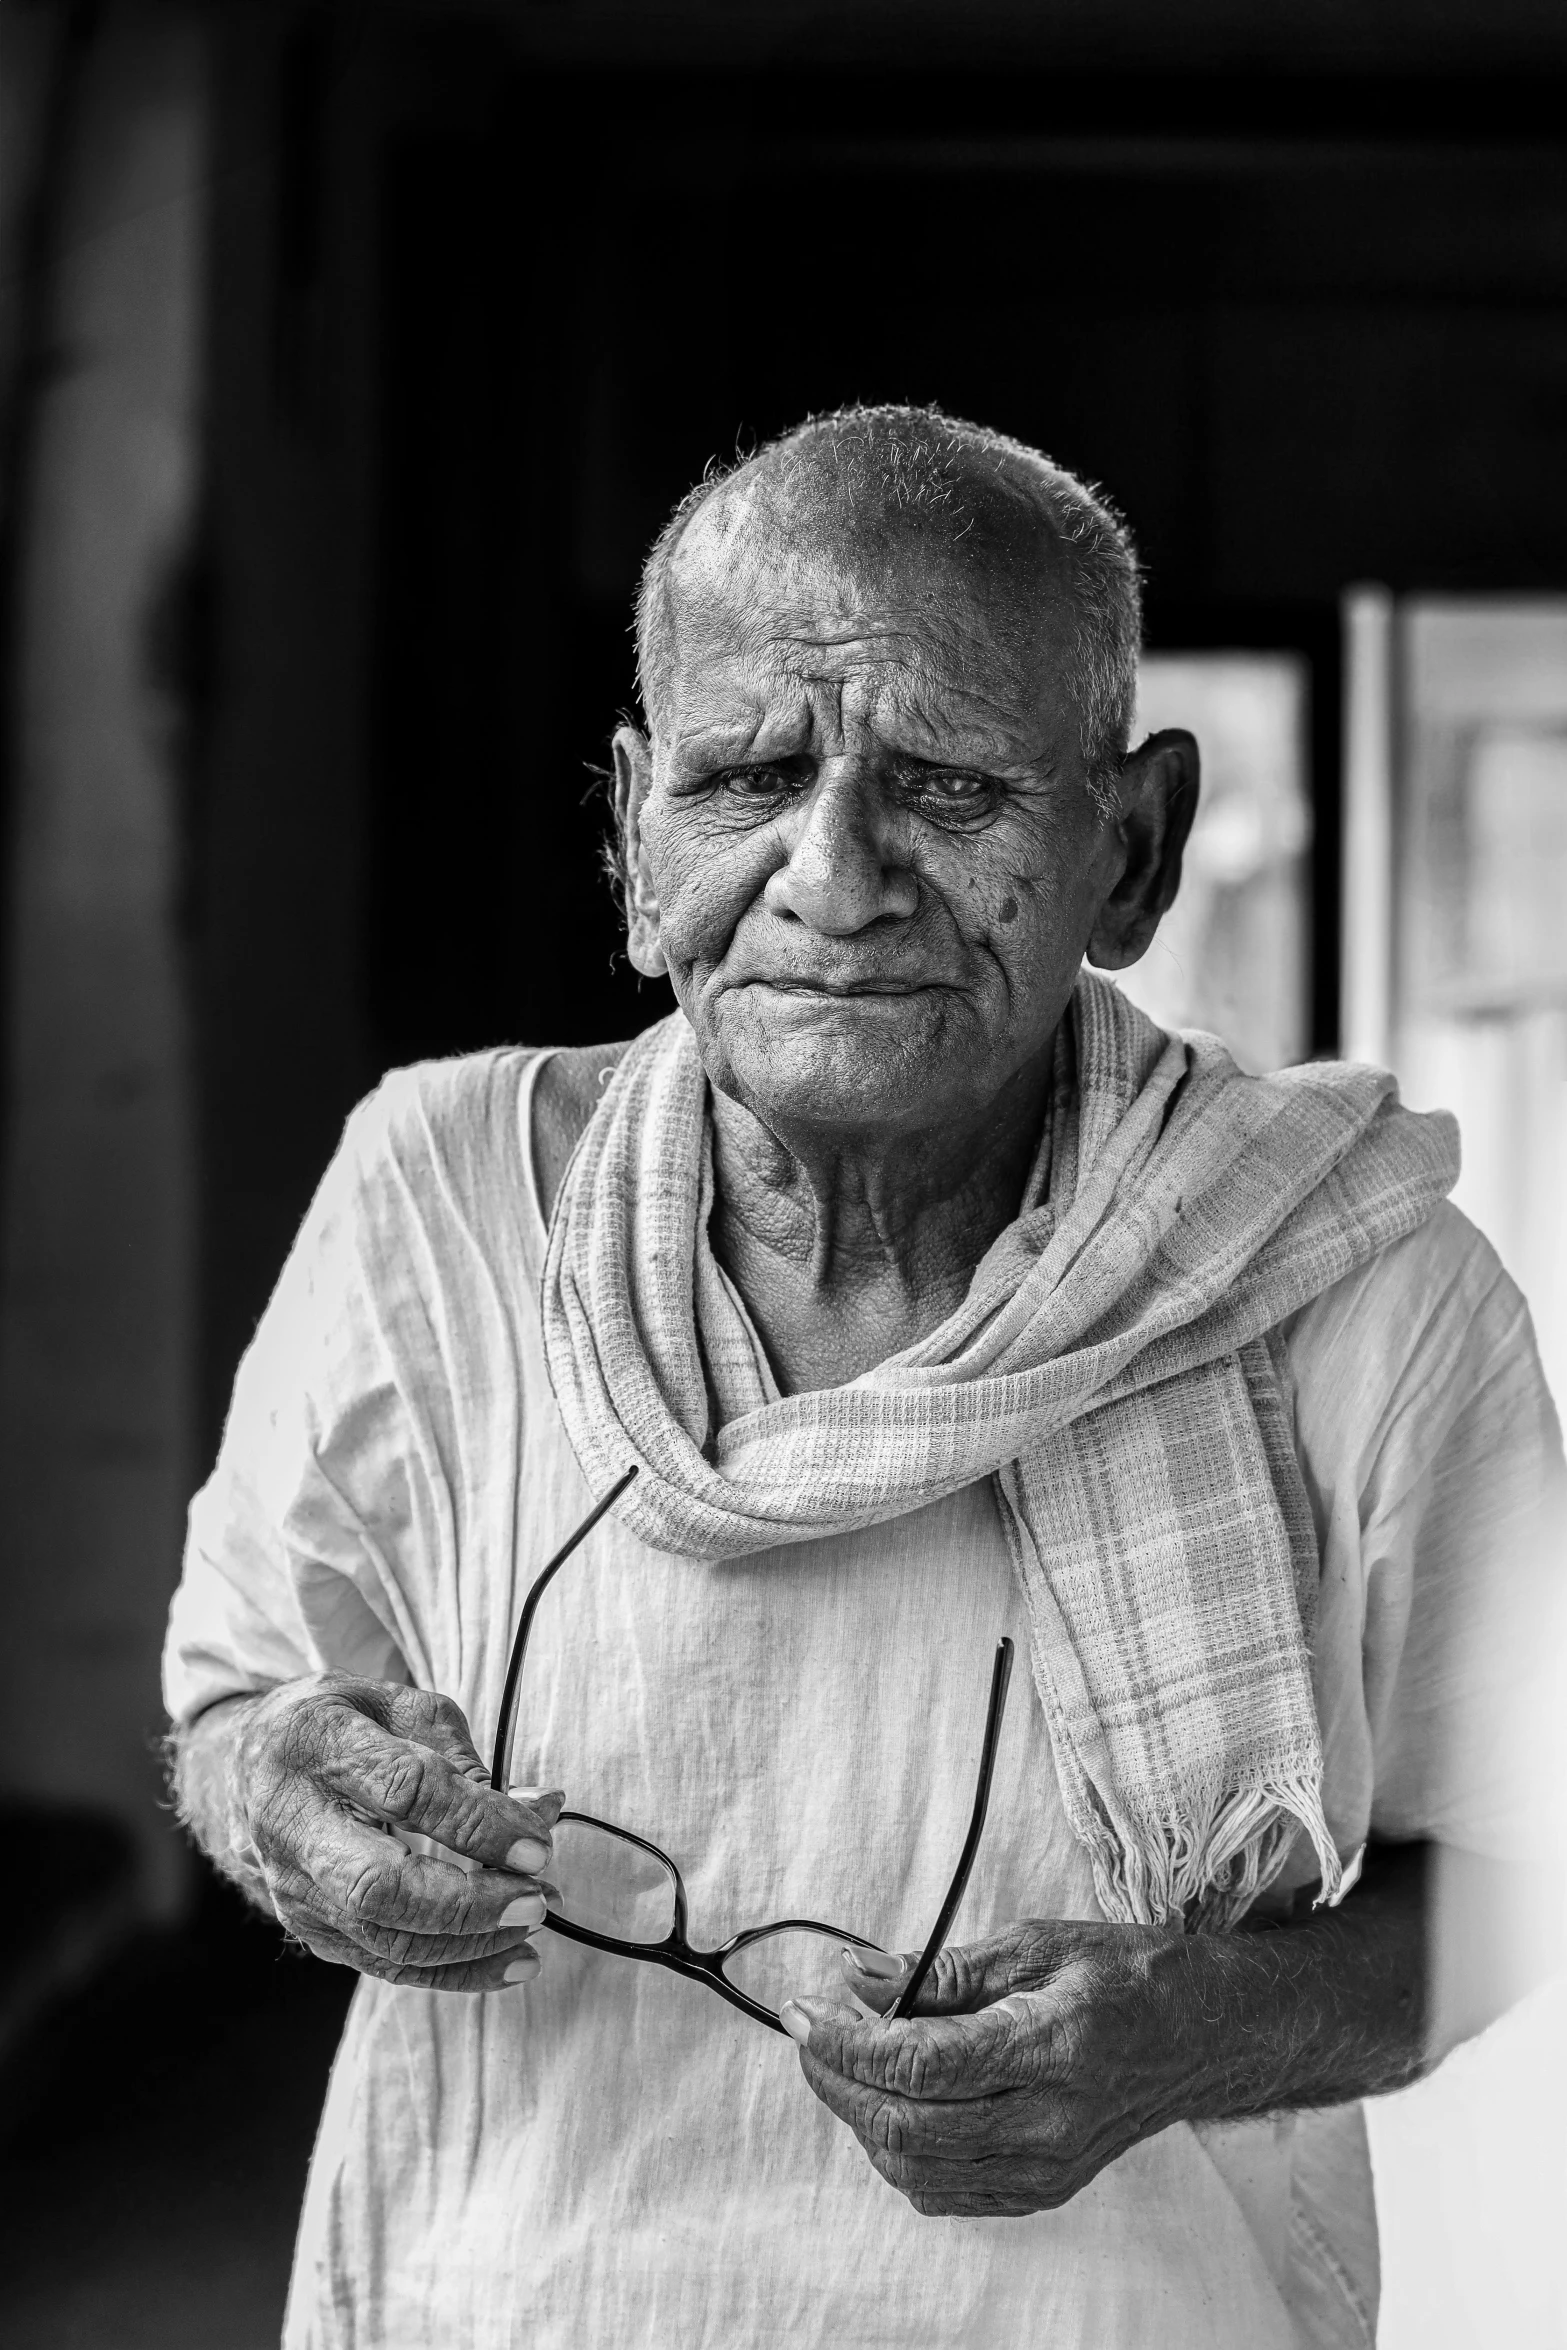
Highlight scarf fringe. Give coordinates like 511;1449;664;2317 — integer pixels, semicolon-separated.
1081;1774;1345;1932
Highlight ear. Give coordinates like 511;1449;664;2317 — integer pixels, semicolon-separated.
1085;729;1199;972
611;724;668;978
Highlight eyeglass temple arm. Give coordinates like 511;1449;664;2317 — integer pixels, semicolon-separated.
488;1465;640;1792
887;1635;1014;2023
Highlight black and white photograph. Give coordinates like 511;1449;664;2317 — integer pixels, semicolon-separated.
0;3;1563;2345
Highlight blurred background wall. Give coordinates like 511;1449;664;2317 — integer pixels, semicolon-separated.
0;2;1562;2342
0;0;203;1926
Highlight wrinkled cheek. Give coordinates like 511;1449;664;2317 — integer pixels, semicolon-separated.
993;882;1094;1009
648;833;774;980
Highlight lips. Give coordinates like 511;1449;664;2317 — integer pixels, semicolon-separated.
745;977;932;997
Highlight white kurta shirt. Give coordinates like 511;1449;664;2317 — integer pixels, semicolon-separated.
163;1046;1560;2350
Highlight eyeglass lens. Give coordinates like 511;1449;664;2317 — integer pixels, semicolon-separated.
719;1928;883;2019
549;1817;677;1943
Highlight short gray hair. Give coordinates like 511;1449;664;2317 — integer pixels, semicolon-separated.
633;403;1143;801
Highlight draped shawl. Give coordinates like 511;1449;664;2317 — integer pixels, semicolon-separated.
541;975;1459;1928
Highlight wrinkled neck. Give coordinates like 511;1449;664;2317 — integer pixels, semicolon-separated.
705;1039;1058;1392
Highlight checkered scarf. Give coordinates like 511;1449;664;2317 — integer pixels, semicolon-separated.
541;975;1459;1927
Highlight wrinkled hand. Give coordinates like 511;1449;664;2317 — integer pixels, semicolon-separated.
229;1673;562;1992
781;1917;1210;2217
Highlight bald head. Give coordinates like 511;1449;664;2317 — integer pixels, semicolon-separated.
635;405;1142;797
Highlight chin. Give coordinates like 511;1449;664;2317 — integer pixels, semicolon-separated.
708;994;972;1132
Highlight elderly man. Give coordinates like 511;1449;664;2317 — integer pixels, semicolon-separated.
166;406;1557;2350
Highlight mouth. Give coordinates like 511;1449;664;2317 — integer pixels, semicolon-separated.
745;978;935;999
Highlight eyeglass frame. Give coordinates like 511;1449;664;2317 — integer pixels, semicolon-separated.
488;1465;1015;2036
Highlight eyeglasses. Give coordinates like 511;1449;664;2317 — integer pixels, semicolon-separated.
489;1467;1015;2034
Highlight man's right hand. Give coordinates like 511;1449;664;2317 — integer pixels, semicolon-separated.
208;1674;562;1992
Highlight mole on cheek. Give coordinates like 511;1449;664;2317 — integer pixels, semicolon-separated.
998;895;1020;924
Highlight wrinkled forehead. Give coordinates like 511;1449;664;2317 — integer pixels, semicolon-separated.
651;471;1075;734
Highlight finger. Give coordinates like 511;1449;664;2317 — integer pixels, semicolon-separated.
288;1916;548;1995
280;1896;547;1971
389;1825;485;1877
328;1827;554;1945
378;1688;565;1835
842;1931;1065;2019
838;1947;909;2015
782;1992;1048;2103
276;1861;552;1973
853;2131;1045;2203
355;1685;565;1855
795;2038;1018;2160
268;1802;556;1953
904;2184;1049;2219
387;1832;566;1913
304;1695;561;1869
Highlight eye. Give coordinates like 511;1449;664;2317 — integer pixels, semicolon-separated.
715;764;805;798
903;767;1000;823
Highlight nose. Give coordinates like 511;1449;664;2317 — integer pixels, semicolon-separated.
762;767;919;935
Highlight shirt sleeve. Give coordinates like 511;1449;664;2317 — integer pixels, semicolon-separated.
162;1049;540;1727
1289;1202;1564;1862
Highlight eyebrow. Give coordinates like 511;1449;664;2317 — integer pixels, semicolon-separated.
667;715;807;768
868;709;1048;771
885;729;1035;768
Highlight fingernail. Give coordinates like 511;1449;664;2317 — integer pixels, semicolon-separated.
498;1893;547;1929
846;1948;908;1979
504;1837;551;1873
779;2001;811;2047
502;1952;540;1986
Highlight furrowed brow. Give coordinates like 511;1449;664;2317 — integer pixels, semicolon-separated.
669;710;814;772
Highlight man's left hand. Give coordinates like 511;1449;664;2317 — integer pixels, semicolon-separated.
781;1918;1209;2217
784;1845;1431;2220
